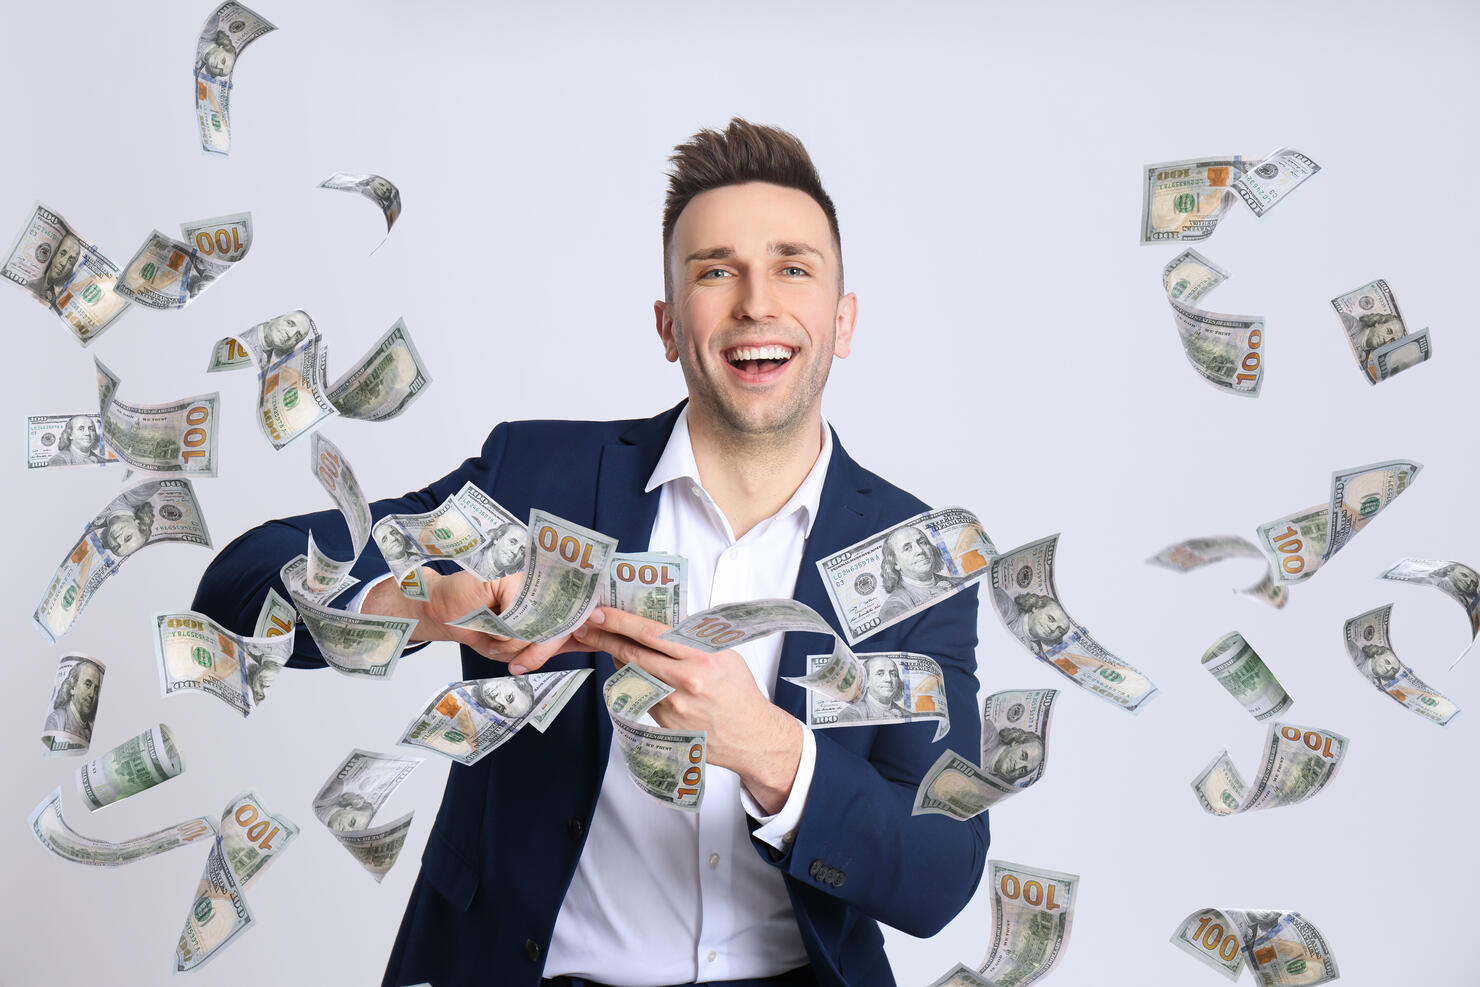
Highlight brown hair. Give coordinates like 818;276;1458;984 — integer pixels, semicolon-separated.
662;118;842;299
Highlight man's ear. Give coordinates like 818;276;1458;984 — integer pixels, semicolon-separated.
833;292;858;358
655;300;679;362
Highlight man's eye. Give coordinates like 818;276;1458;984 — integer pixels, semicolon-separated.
781;266;808;277
699;269;731;280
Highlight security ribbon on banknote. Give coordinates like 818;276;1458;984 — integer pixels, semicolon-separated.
94;357;219;476
319;173;402;248
313;749;421;882
41;653;106;755
153;610;292;715
195;2;277;155
29;786;215;867
1192;722;1348;816
1140;156;1249;244
1342;604;1460;726
399;670;594;765
977;859;1079;987
76;722;184;811
1330;279;1432;384
1201;632;1293;721
26;413;118;470
1162;248;1265;396
1377;557;1479;667
1229;147;1322;218
3;202;130;344
283;555;417;677
1171;908;1340;985
797;652;949;741
1147;535;1288;609
913;688;1055;821
988;535;1158;712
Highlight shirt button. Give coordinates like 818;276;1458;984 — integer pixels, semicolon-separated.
707;950;718;963
726;548;739;561
708;852;721;868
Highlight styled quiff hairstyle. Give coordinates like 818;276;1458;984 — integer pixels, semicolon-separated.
662;118;843;300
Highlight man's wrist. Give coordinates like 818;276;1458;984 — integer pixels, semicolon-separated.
363;569;434;637
738;705;804;815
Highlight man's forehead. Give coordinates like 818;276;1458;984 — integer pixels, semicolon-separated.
673;182;835;259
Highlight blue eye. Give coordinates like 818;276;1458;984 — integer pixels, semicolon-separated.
700;269;731;279
781;266;808;277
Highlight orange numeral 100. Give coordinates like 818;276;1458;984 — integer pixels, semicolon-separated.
180;405;211;462
614;562;674;586
194;226;244;256
1281;725;1337;759
1268;524;1305;574
317;447;341;492
537;525;597;570
676;742;704;799
233;803;281;850
689;617;744;647
999;873;1061;911
1235;328;1263;386
1191;915;1241;962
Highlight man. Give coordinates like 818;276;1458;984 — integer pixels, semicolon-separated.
49;415;106;466
836;656;909;722
44;657;103;743
1012;592;1070;653
192;119;987;987
374;524;417;567
42;233;81;305
258;310;313;364
197;30;237;78
1353;312;1404;367
1437;562;1480;601
101;502;154;557
474;675;534;721
979;725;1044;787
320;791;376;832
1362;643;1403;686
469;521;526;579
877;525;961;622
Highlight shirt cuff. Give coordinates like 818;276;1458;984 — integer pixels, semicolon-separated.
343;572;395;613
742;724;816;851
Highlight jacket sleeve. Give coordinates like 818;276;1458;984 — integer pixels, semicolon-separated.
755;585;990;938
189;424;512;669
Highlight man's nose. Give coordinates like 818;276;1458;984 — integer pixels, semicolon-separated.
732;270;782;324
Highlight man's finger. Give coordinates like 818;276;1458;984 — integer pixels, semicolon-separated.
507;631;582;675
587;607;708;660
572;624;684;682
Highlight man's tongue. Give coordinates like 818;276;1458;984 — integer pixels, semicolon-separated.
737;357;783;374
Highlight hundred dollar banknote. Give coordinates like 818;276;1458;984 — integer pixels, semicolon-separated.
662;598;854;675
978;859;1079;987
1378;557;1479;666
602;664;708;811
207;308;320;373
26;413;117;469
1192;722;1349;816
1140;156;1249;243
1230;147;1322;218
3;202;130;344
1342;604;1459;726
279;552;358;606
195;2;277;155
313;749;421;882
373;496;489;601
254;586;297;639
798;652;949;741
1330;278;1432;384
29;786;215;867
1202;631;1293;721
284;556;417;677
301;433;374;599
399;670;593;766
208;310;336;448
41;653;106;755
114;215;250;310
95;357;219;475
319;173;402;244
33;478;212;643
913;688;1056;821
326;318;432;422
1171;908;1340;985
602;551;687;623
1147;535;1289;609
77;722;184;811
1256;459;1422;585
988;534;1158;713
924;964;991;987
816;507;995;645
1162;249;1265;396
451;482;527;579
153;610;292;715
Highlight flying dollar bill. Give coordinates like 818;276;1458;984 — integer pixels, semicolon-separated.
114;217;249;310
924;963;991;987
283;555;417;677
1171;908;1340;985
29;786;215;867
254;586;297;639
1330;279;1432;384
1147;535;1288;609
153;610;292;715
1161;249;1265;396
319;173;402;241
373;497;489;601
94;357;219;476
1230;147;1322;218
1202;631;1293;721
313;749;421;882
1139;156;1249;244
327;318;432;422
913;688;1056;821
798;652;949;741
41;653;106;755
2;202;130;344
988;535;1158;713
451;482;528;579
26;413;117;469
816;507;995;645
77;722;185;811
195;2;277;155
1192;722;1349;816
1342;604;1460;726
602;551;687;623
398;670;593;766
662;598;852;666
977;859;1079;986
300;433;374;599
207;308;321;373
603;664;707;811
1377;557;1479;667
208;310;336;448
33;479;212;643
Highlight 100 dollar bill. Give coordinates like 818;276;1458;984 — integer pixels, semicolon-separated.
1342;604;1459;726
3;202;130;344
978;859;1079;986
29;786;214;867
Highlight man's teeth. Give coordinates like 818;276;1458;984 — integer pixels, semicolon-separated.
727;345;794;364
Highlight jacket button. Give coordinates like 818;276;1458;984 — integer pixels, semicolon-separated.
832;869;846;887
567;818;584;838
524;939;541;962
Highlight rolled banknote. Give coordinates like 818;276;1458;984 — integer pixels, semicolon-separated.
452;482;528;579
1146;534;1288;609
33;478;212;643
1230;147;1322;218
153;610;292;714
1201;631;1293;721
41;653;106;755
1192;722;1349;816
319;173;402;237
988;534;1158;713
1139;156;1249;243
284;557;417;677
816;507;995;645
327;318;432;422
913;688;1056;821
195;2;277;155
94;357;219;476
77;722;184;811
1377;557;1480;666
114;229;236;310
1257;459;1421;585
1330;279;1432;384
398;670;593;766
1171;908;1340;985
978;859;1079;986
279;553;358;606
26;413;117;469
313;749;421;881
798;652;949;741
29;786;215;867
1342;604;1460;726
1162;249;1265;396
373;496;489;601
254;586;297;639
602;551;687;623
2;202;130;344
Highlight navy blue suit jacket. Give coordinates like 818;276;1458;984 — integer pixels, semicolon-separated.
190;403;990;987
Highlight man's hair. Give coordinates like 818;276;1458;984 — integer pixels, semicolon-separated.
54;660;99;709
662;118;842;299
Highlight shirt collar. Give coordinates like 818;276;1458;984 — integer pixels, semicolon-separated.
645;406;834;538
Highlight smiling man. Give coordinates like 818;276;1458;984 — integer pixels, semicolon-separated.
192;118;988;987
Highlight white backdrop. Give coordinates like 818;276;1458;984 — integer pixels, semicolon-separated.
3;1;1476;984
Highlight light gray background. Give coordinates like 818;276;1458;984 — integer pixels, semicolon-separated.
2;1;1476;984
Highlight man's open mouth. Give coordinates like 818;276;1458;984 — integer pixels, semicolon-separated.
723;344;798;375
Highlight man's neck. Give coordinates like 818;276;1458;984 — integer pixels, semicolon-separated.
686;406;824;540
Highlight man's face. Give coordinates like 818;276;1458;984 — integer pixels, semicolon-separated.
67;417;99;453
1026;601;1069;643
1448;566;1479;598
479;680;533;719
657;182;856;440
863;658;902;704
47;235;80;287
369;178;393;204
262;312;307;351
203;41;236;77
105;517;147;556
375;526;409;560
1369;648;1401;680
991;736;1044;783
492;529;523;568
1367;316;1401;351
73;664;101;716
887;527;936;581
325;801;371;832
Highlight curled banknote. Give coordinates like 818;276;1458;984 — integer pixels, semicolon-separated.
207;308;320;373
1257;460;1421;585
77;722;184;811
1192;722;1348;816
1378;557;1479;667
1342;604;1460;726
3;202;130;344
602;551;687;623
988;534;1158;713
115;213;251;309
33;479;213;643
302;433;373;599
1162;248;1265;396
153;610;292;715
327;318;432;422
924;964;991;987
603;664;708;811
1330;279;1432;384
913;688;1056;821
1147;535;1288;609
1230;147;1322;218
41;652;106;755
1171;908;1340;985
95;357;219;476
254;586;297;639
1139;156;1249;243
373;497;489;601
319;173;402;243
816;507;995;645
279;553;358;606
977;859;1079;987
26;413;117;469
195;2;277;155
451;482;527;579
662;598;853;670
399;669;593;765
283;555;417;677
797;652;949;741
313;749;421;882
29;786;215;867
1202;631;1293;721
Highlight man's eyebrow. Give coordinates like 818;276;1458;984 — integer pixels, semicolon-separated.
684;246;734;264
682;242;826;264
